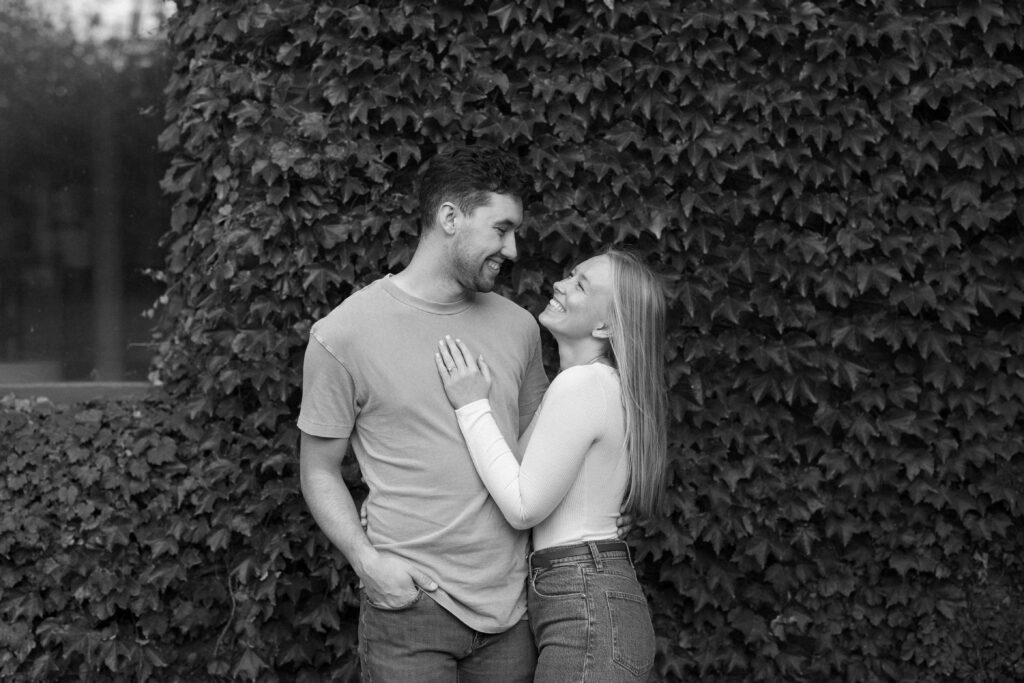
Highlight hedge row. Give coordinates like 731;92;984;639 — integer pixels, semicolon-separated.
5;0;1024;680
0;395;361;681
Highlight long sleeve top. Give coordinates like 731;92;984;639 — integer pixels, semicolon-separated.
453;363;628;551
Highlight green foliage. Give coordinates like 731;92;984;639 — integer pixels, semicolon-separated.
0;395;360;681
8;0;1024;680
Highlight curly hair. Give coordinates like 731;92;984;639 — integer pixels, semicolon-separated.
417;145;531;233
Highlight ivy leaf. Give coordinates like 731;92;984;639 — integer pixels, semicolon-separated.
269;141;305;171
299;601;342;632
232;648;268;682
476;67;510;94
746;535;770;569
941;180;982;211
730;607;770;644
957;1;1005;32
488;3;523;32
833;359;870;389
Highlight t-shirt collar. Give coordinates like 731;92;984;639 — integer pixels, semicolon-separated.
382;274;474;315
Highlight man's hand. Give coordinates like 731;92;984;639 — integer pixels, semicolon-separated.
615;503;635;540
435;336;492;408
360;550;438;609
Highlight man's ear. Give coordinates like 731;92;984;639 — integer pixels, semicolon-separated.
592;322;613;339
438;202;458;235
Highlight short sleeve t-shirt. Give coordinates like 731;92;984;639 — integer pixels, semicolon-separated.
298;276;549;632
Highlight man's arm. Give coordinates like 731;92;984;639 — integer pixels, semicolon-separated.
299;432;436;607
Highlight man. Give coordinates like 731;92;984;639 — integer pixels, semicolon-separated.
298;144;550;681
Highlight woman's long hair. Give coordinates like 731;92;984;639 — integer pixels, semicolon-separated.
605;249;668;518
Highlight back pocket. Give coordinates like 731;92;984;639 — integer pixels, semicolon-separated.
606;590;655;677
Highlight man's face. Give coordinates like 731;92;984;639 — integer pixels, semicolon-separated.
449;192;523;293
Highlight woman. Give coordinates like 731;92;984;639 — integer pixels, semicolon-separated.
434;249;667;682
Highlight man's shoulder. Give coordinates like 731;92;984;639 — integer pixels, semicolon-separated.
475;291;538;326
312;278;388;335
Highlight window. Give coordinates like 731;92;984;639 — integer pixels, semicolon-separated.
0;0;173;396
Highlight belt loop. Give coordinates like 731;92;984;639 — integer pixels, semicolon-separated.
588;541;604;571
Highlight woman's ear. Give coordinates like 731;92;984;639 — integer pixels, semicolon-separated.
592;322;613;339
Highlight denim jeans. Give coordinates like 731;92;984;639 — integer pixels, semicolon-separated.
358;589;536;682
528;541;655;682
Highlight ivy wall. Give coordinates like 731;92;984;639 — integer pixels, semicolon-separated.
3;0;1024;680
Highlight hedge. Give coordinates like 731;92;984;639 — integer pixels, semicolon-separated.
4;0;1024;680
0;395;360;681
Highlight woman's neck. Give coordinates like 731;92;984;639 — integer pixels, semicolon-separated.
556;339;611;371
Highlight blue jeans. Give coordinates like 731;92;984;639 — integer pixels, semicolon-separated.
358;589;536;682
528;541;655;682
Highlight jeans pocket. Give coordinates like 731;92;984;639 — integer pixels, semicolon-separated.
606;590;655;677
363;586;423;612
530;565;585;598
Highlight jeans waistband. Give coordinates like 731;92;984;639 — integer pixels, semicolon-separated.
529;540;630;570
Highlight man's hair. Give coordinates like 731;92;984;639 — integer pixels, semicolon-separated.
417;145;531;233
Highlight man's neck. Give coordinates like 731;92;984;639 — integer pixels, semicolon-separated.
391;250;468;304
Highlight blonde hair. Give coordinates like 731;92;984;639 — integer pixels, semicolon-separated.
604;249;668;518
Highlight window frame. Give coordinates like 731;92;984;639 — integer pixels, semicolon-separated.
0;381;153;403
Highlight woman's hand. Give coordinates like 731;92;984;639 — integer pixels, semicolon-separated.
435;336;492;408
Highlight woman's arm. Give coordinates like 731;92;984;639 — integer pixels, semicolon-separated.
435;336;607;528
454;370;605;527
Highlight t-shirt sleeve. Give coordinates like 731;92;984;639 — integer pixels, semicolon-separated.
297;329;358;438
454;367;605;529
517;327;550;436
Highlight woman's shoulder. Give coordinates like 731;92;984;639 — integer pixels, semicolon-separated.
543;364;621;430
549;363;619;393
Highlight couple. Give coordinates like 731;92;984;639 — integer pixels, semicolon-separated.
298;145;667;682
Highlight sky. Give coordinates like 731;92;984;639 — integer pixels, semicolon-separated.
31;0;175;40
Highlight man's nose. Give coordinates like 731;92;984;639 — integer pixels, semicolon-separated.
501;231;517;260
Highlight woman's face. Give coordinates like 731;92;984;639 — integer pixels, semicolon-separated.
539;255;614;340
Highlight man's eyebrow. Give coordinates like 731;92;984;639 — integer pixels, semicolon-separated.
494;219;518;229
